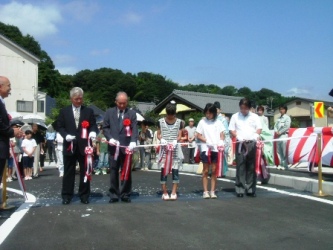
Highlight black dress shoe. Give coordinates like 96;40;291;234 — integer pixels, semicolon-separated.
62;199;71;205
109;198;119;203
237;194;244;198
121;197;131;203
247;193;256;197
81;199;89;204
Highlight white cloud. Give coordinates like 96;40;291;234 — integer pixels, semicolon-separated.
0;1;62;39
62;1;99;22
56;66;78;75
90;49;110;56
53;54;76;64
286;87;310;96
119;11;143;25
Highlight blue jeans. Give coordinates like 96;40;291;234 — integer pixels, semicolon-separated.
160;168;179;184
97;152;109;169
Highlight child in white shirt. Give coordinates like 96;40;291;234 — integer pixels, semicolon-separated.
21;130;37;180
196;103;225;199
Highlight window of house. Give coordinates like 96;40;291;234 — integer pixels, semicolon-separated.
37;100;44;113
296;101;301;105
17;101;33;112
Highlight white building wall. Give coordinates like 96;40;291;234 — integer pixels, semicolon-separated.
0;36;42;118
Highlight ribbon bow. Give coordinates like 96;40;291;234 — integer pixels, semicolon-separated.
121;147;133;181
84;146;94;183
255;140;264;175
216;145;225;178
163;143;174;177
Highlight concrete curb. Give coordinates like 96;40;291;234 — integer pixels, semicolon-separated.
151;162;333;196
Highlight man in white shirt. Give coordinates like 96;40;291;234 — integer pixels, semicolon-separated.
229;98;262;197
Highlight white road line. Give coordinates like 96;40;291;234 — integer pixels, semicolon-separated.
150;170;333;206
0;188;36;245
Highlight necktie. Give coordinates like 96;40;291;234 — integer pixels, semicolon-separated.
74;108;80;128
119;110;123;128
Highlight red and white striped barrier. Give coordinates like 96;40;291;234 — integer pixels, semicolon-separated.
287;127;333;167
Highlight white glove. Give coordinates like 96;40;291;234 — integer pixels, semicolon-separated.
129;142;136;150
218;140;225;147
88;132;97;141
252;133;260;141
108;138;119;145
236;135;244;141
172;139;178;148
66;135;76;142
206;139;213;146
160;138;167;145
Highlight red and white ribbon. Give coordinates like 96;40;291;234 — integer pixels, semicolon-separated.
216;146;224;177
121;147;133;181
125;126;131;137
10;144;27;200
81;128;88;139
84;146;94;183
67;141;74;153
255;140;264;175
114;141;120;160
163;143;174;177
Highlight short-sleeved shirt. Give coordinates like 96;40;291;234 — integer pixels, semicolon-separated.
32;131;44;145
97;133;108;153
21;138;37;156
228;112;262;140
196;118;225;152
157;118;184;130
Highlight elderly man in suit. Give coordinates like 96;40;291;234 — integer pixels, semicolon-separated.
57;87;98;205
0;76;23;184
103;92;137;203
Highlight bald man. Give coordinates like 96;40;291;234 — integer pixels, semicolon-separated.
0;76;24;184
103;92;138;203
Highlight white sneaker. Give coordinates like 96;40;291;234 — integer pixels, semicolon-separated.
6;177;12;182
203;191;210;199
210;191;217;199
24;177;29;180
170;193;177;200
59;173;64;177
28;177;32;180
162;193;170;200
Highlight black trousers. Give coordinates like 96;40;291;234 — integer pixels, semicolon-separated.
189;147;195;163
0;159;6;185
109;151;131;200
235;141;257;194
47;140;57;162
61;149;90;200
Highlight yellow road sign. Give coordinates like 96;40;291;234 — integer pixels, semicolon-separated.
314;102;324;118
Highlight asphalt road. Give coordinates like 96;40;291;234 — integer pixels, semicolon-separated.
1;167;333;250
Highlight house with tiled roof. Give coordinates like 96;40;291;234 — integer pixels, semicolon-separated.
135;102;156;115
273;97;333;127
153;90;244;116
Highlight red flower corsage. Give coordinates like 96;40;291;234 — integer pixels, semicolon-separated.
82;120;90;128
123;118;132;136
123;119;131;126
81;120;90;139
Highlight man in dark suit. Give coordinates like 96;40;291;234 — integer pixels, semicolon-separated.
0;76;23;184
57;87;98;205
103;92;137;203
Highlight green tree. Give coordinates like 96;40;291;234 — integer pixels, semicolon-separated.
221;85;238;96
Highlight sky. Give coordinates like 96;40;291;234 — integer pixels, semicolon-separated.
0;0;332;102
